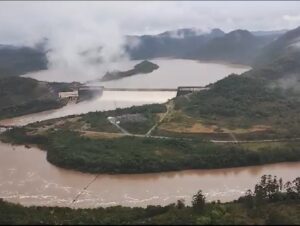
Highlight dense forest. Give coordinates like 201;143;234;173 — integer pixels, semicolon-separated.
0;76;82;119
0;175;299;225
0;76;65;119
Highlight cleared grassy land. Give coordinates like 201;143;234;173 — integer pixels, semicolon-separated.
154;109;277;141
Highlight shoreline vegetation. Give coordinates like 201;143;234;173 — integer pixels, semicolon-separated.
1;125;300;174
0;175;299;225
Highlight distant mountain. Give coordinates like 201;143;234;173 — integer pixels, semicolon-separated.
157;28;205;38
251;29;288;37
194;30;269;64
253;26;300;68
0;45;47;77
126;28;278;65
0;27;295;79
125;28;226;60
244;28;300;91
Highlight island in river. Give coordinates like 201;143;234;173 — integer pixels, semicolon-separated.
100;60;159;82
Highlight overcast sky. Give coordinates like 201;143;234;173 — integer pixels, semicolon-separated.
1;1;299;76
0;1;300;45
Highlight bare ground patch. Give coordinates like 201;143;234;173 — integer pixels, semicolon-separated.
80;131;124;139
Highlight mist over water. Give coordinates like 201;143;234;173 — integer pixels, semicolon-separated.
96;59;250;88
23;58;250;85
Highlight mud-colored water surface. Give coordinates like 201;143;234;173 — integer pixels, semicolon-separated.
1;141;299;208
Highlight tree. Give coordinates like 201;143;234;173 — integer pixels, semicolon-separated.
192;190;206;212
279;178;283;191
243;189;254;208
176;199;185;209
285;181;295;199
292;177;300;195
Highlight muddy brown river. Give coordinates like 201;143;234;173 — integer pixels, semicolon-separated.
0;141;299;208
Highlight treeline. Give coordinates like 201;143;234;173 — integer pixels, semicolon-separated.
2;128;300;174
0;175;299;225
238;175;300;207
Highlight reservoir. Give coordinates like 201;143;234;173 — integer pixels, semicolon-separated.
2;59;249;126
23;58;250;87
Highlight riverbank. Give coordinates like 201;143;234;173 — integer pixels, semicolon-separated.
0;139;299;208
1;175;299;225
2;127;300;175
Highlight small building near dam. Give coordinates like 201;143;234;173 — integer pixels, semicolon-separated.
58;91;79;99
176;86;208;96
78;86;104;101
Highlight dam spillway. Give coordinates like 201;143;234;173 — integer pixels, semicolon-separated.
82;86;207;96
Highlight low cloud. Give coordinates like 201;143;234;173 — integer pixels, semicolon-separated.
283;14;300;22
0;1;299;81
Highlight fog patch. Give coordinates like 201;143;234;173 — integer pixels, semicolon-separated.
270;74;300;92
44;20;129;82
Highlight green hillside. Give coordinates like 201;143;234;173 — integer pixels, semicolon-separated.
0;76;69;119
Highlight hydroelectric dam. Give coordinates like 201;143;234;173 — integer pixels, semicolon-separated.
58;86;209;102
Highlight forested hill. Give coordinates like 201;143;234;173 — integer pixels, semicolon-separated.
194;30;271;65
244;26;300;88
253;26;300;67
174;27;300;137
0;76;74;119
